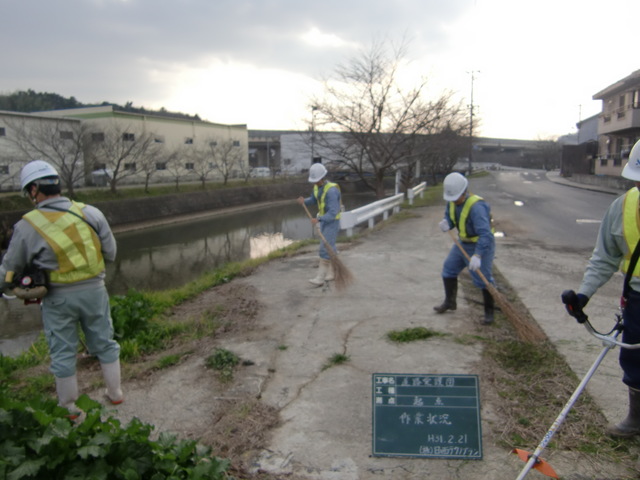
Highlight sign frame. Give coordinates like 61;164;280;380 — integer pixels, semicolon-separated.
372;373;482;460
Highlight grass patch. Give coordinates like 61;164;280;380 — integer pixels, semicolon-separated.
322;353;350;370
387;326;445;343
155;353;185;370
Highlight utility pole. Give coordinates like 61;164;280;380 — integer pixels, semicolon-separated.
311;106;318;164
468;71;479;175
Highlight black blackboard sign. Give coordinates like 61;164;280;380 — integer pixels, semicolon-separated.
372;373;482;459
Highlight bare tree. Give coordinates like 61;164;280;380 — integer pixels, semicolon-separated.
86;121;156;193
136;142;178;193
3;116;89;197
192;141;219;188
535;136;562;171
165;146;190;190
310;38;468;198
210;139;244;185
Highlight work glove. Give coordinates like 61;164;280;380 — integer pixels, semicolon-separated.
439;218;450;232
561;290;589;323
468;254;481;272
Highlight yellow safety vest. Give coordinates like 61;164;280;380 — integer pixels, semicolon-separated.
448;194;493;243
622;187;640;276
313;182;342;219
23;201;105;283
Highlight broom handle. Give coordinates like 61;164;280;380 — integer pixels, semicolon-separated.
447;229;492;289
301;202;337;256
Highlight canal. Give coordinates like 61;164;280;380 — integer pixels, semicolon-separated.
0;193;377;355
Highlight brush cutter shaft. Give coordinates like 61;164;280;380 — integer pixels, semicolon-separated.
515;324;623;480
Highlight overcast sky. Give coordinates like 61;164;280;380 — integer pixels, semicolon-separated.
2;0;639;140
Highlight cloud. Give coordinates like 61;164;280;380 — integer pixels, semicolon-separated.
2;0;640;139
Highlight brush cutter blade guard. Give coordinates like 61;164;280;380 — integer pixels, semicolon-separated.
512;449;558;479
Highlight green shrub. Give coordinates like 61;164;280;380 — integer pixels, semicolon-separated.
0;394;232;480
110;289;157;339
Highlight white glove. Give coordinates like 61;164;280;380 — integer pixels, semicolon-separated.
439;219;450;232
468;255;481;272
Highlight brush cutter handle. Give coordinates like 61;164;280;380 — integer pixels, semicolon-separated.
581;316;640;350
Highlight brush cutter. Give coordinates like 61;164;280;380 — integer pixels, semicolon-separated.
512;302;640;479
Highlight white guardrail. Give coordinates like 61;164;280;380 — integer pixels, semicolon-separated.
340;182;427;237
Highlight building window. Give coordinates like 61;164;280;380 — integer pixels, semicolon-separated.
124;163;136;171
614;156;623;167
94;163;107;170
209;141;217;147
600;157;608;167
634;90;640;109
0;165;8;175
156;162;167;170
619;94;626;108
92;132;105;142
0;127;6;137
185;138;193;144
60;131;74;140
123;133;135;142
233;140;240;147
185;162;194;170
208;162;215;168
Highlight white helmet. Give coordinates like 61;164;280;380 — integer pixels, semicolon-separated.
622;139;640;181
443;172;469;201
308;163;327;183
20;160;59;192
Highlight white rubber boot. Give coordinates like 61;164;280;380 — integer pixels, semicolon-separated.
55;374;79;412
309;259;328;286
100;360;124;405
324;259;334;281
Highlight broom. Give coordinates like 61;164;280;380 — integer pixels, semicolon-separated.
447;230;546;343
301;203;354;290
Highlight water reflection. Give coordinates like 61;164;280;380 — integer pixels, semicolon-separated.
0;193;376;354
250;233;294;259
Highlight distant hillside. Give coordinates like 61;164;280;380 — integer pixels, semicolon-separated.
0;89;201;121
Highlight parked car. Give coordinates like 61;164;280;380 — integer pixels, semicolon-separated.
250;167;271;178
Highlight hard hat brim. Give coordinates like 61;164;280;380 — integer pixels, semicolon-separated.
622;161;640;181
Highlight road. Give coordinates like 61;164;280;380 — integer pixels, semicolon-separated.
474;169;614;251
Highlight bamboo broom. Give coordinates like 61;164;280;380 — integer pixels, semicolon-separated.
447;230;546;343
301;203;354;291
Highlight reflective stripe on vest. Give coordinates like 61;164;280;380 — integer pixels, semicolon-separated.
313;182;342;219
448;194;488;243
622;187;640;276
23;202;105;283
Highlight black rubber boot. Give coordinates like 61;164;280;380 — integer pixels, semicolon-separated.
482;289;494;325
434;278;457;313
606;387;640;438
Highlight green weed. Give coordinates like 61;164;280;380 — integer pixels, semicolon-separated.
387;326;444;343
206;348;240;383
322;353;350;370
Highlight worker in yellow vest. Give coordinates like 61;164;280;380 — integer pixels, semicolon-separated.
0;160;122;415
297;163;342;286
435;172;496;324
564;138;640;438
